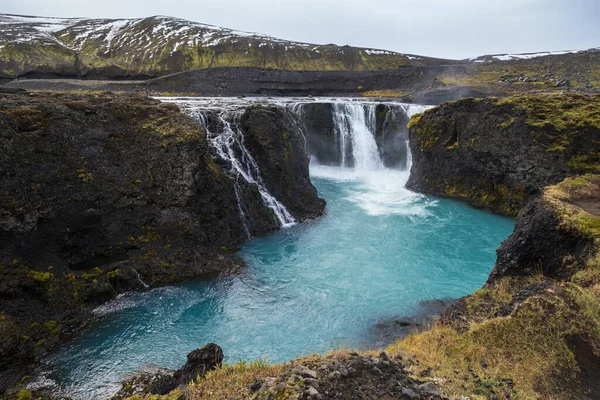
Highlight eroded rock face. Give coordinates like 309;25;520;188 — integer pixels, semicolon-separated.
374;104;410;169
490;175;600;283
240;105;325;220
0;92;323;393
407;93;600;215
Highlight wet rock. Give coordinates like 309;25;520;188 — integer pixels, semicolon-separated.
402;387;419;399
114;344;224;398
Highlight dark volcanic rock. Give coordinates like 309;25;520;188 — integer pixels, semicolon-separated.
374;104;411;169
297;102;412;169
174;343;224;384
261;351;449;400
298;103;343;166
407;93;600;215
0;92;322;394
114;344;224;399
240;105;325;220
490;198;597;282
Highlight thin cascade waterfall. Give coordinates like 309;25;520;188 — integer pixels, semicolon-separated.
405;140;413;171
186;107;296;229
233;176;252;240
402;104;430;119
332;103;383;170
130;267;149;289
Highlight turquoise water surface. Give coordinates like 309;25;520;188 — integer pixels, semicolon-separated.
47;166;514;399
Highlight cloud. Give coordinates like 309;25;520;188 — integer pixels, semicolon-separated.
3;0;599;59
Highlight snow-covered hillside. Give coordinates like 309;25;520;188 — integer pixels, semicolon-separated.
0;13;434;78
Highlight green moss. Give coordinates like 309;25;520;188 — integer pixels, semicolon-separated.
106;269;120;279
545;175;600;238
27;271;53;283
496;93;600;132
442;179;525;215
159;260;176;269
136;227;161;243
566;154;600;172
142;250;158;260
16;390;32;400
36;339;46;347
208;159;221;179
82;267;103;280
497;116;515;129
43;320;58;335
408;113;443;150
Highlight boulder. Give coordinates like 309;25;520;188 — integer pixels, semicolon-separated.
174;343;224;384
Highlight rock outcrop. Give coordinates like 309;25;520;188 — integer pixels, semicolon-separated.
258;351;448;400
407;93;600;215
240;105;325;219
113;343;224;398
0;92;323;394
490;175;599;282
436;175;600;399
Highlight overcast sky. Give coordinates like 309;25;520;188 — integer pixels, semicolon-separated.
3;0;599;59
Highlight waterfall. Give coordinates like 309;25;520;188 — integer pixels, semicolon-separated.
130;267;149;289
158;97;432;229
401;104;430;119
405;140;413;171
332;103;383;170
234;176;252;240
284;100;432;172
183;104;296;230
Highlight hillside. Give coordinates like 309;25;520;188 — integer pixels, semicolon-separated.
0;14;455;80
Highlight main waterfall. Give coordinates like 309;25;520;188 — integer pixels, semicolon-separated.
332;103;382;170
285;99;429;171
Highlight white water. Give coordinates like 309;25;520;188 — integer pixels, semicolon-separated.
332;103;382;170
129;267;149;289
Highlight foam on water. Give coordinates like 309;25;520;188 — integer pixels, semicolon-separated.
310;165;430;216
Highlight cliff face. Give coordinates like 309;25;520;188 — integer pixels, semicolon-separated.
240;105;325;219
0;92;323;393
407;93;600;215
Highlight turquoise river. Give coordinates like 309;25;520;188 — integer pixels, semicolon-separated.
47;164;514;399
